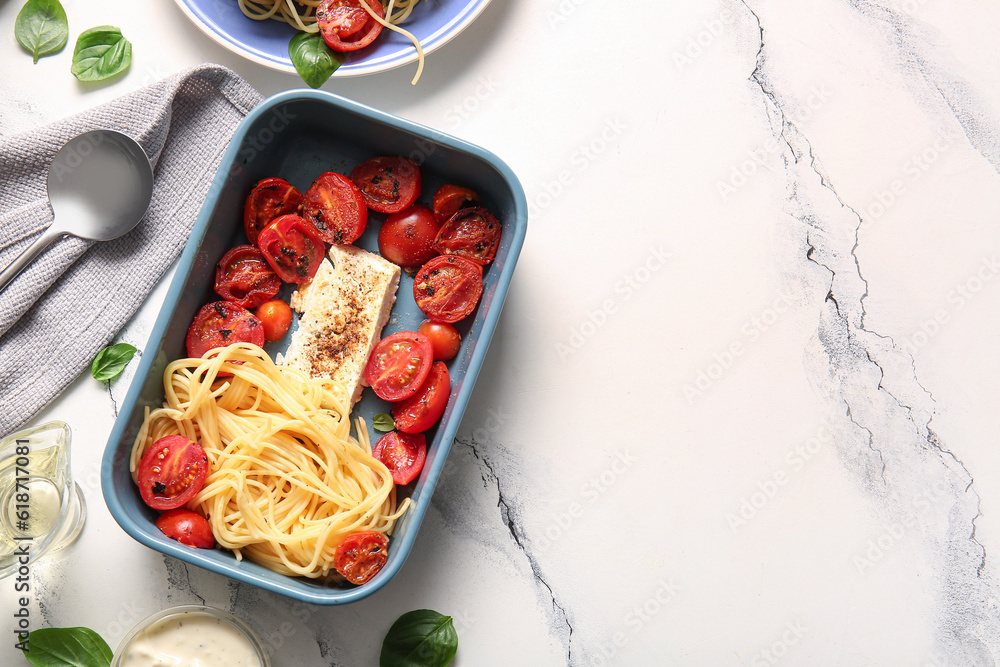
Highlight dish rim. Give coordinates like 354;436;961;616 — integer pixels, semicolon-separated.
111;604;272;666
100;88;527;604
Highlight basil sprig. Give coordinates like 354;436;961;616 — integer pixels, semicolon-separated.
71;25;131;82
91;342;137;382
22;627;113;667
14;0;68;63
380;610;458;667
288;31;344;89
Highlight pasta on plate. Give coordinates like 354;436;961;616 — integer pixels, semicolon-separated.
237;0;422;32
237;0;426;82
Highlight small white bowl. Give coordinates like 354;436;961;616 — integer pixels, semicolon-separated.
112;605;271;667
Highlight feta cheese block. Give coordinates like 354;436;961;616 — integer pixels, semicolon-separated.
283;244;401;406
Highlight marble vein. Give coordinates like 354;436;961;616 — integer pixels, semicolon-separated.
739;0;1000;661
457;436;576;664
847;0;1000;174
162;556;206;606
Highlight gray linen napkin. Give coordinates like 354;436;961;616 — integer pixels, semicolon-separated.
0;63;263;437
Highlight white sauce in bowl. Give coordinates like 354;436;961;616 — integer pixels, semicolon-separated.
117;609;264;667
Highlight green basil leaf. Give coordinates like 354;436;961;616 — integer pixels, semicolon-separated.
91;343;137;382
14;0;68;63
70;26;131;82
288;31;344;89
372;413;395;433
380;610;458;667
23;627;113;667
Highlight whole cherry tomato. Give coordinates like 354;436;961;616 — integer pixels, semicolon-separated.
417;320;462;361
378;204;441;268
255;299;294;342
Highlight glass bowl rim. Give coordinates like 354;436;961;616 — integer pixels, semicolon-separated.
111;604;271;667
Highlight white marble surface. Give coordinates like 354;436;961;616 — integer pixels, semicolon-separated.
2;0;1000;664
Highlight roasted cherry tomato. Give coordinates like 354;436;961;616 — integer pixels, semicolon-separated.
257;214;326;284
244;177;303;245
137;435;210;511
316;0;384;52
303;171;368;245
433;207;501;265
417;320;462;361
364;331;434;401
255;299;294;342
432;184;480;225
392;362;450;434
413;255;484;323
156;508;215;549
214;245;281;309
334;531;389;584
372;431;427;484
185;301;265;359
350;156;421;214
378;204;440;268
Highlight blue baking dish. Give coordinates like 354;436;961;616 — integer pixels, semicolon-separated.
101;89;527;604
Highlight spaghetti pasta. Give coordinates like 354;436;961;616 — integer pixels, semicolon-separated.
131;342;409;579
237;0;426;83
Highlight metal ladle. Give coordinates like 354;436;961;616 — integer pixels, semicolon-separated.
0;129;154;294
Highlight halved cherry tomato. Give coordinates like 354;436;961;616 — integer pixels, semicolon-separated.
432;184;480;225
392;362;450;434
255;299;294;342
214;245;281;309
156;508;215;549
138;435;210;511
372;431;427;484
316;0;384;52
244;177;303;245
378;204;440;268
334;531;389;584
350;156;421;214
413;255;484;323
364;331;434;401
303;171;368;245
185;301;265;359
418;320;462;361
257;214;326;284
433;207;501;265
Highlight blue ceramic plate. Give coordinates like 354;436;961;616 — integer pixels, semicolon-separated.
173;0;493;76
101;89;527;604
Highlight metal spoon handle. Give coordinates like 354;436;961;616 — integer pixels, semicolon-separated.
0;227;68;295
